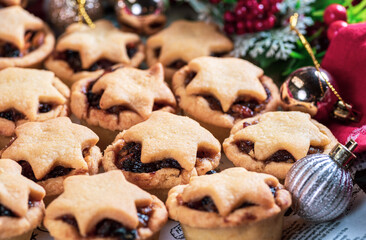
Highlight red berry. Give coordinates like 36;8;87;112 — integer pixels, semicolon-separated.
224;23;235;35
245;0;257;8
327;20;348;40
235;6;247;20
224;11;236;22
236;21;246;35
257;4;265;14
263;15;276;29
323;4;347;25
254;20;265;31
246;20;254;32
209;0;221;4
270;3;279;13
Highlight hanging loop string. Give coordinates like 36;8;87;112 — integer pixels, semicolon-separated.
76;0;95;28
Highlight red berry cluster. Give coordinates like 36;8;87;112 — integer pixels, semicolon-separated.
323;4;348;40
223;0;283;35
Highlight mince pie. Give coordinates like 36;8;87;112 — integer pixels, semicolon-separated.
0;67;70;149
71;63;176;149
166;167;291;240
45;19;145;86
44;170;168;240
223;111;338;179
0;6;55;69
0;159;46;240
0;117;102;196
146;20;233;80
173;56;280;142
0;0;26;7
103;111;221;201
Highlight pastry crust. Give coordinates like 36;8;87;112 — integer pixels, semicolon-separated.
45;20;145;86
173;57;280;129
223;111;338;179
0;159;46;239
166;168;291;228
71;64;176;132
103;112;221;190
44;171;168;240
146;20;233;80
0;67;70;138
1;117;102;196
0;7;55;69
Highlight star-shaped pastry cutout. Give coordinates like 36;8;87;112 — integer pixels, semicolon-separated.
0;6;43;49
234;111;331;161
185;57;267;112
182;168;279;216
46;171;152;236
56;20;140;69
0;159;45;217
92;64;176;118
1;117;99;179
147;20;233;66
0;68;67;120
123;112;221;171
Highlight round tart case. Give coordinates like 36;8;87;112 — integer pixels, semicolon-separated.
223;111;338;179
71;63;176;149
44;170;168;240
0;159;46;240
0;6;55;69
45;19;145;86
0;117;102;197
166;167;291;240
103;111;221;201
0;67;70;149
146;20;233;81
173;56;280;142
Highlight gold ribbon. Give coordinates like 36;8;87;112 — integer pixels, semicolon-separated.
76;0;95;28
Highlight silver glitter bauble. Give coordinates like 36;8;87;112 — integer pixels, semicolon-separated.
115;0;165;35
46;0;103;33
280;66;338;122
285;140;358;222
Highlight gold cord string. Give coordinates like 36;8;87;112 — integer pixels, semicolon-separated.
289;13;345;105
76;0;95;28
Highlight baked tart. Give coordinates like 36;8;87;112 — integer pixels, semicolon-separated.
223;111;338;179
71;63;176;149
44;170;168;240
146;20;233;81
0;159;46;240
0;117;102;197
103;111;221;201
0;6;55;69
166;167;291;240
173;56;280;142
45;19;145;86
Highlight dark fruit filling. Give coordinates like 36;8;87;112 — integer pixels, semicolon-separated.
186;196;256;213
153;47;161;58
235;140;324;163
126;43;138;59
115;142;182;173
269;186;277;198
201;86;271;119
184;71;197;86
168;59;187;69
55;50;116;72
18;160;73;182
60;206;152;240
0;108;25;122
0;30;45;58
210;51;229;57
38;103;53;113
0;203;17;217
205;170;217;175
149;22;163;29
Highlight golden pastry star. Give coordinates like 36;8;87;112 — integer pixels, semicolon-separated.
1;117;99;179
0;6;43;49
46;171;151;236
56;20;140;69
234;111;330;161
92;63;176;118
185;57;267;112
0;68;66;120
147;20;233;66
0;159;45;217
182;168;278;216
123;112;221;171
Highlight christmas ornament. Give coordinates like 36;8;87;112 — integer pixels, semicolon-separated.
327;20;348;40
47;0;103;32
280;13;361;123
323;4;347;25
285;139;358;222
115;0;166;35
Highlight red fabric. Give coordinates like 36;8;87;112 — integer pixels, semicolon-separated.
321;22;366;153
